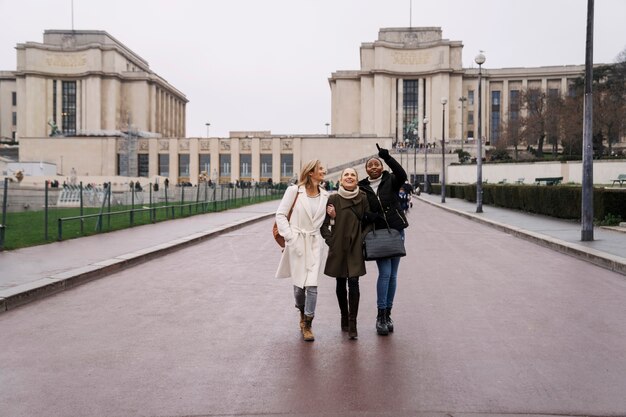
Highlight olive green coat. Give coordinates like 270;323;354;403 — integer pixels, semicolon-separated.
321;191;371;278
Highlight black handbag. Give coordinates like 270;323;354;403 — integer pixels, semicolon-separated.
363;227;406;260
362;195;406;260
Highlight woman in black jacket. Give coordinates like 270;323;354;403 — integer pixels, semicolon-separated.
358;144;408;336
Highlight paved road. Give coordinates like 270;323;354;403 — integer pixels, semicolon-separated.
2;200;626;416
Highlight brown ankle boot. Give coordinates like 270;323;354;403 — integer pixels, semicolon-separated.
302;315;315;341
297;306;305;331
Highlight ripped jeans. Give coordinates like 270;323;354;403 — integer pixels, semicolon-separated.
294;285;318;317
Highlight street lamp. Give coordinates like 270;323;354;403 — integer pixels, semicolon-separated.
441;97;448;203
205;122;211;138
412;128;418;186
325;122;330;135
459;96;467;151
423;117;429;193
475;51;486;213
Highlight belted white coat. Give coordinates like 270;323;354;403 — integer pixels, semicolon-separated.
274;185;329;288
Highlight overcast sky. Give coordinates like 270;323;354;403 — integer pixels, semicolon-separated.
1;0;625;138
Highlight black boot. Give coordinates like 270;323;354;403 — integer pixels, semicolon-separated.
376;309;389;336
337;295;349;332
348;289;360;340
385;308;394;333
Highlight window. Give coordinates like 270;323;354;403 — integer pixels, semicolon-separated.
158;154;169;176
11;92;16;106
490;91;501;144
199;154;210;176
509;90;520;120
178;154;190;177
468;111;474;125
219;154;231;177
280;154;293;178
402;80;419;141
62;81;77;135
116;154;126;176
138;154;149;177
261;154;272;178
467;130;474;139
240;154;251;178
548;88;560;98
468;90;474;105
52;80;57;125
12;112;16;126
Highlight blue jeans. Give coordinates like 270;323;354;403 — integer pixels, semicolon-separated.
375;230;404;310
294;285;317;317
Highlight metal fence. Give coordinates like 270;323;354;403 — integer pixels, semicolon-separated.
0;178;285;251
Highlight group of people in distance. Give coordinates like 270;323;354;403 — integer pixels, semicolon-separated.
274;144;409;341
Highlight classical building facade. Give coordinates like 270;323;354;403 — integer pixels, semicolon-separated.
329;27;592;148
3;27;619;187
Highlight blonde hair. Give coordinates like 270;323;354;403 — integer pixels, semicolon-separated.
297;159;322;188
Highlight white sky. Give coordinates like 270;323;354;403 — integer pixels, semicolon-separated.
1;0;625;138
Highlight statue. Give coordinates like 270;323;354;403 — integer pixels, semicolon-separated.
48;120;63;137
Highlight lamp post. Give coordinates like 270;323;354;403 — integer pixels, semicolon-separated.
205;122;211;138
441;97;447;203
475;51;486;213
459;96;467;151
423;117;429;193
412;128;418;186
325;122;330;135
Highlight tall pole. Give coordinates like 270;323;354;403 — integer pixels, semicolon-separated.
441;98;447;203
459;96;467;152
581;0;594;241
475;52;486;213
423;117;429;193
325;122;330;135
413;129;417;186
205;122;211;138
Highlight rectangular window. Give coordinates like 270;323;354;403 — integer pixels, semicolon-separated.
199;154;210;176
260;154;272;178
138;154;149;178
467;130;474;139
62;81;77;135
240;154;252;178
468;111;474;125
158;154;169;176
468;90;474;105
280;154;293;178
402;80;419;144
509;90;520;120
178;154;190;177
12;131;16;140
490;91;501;144
52;80;57;124
11;92;16;106
548;88;560;98
12;112;16;126
219;154;231;177
116;154;126;176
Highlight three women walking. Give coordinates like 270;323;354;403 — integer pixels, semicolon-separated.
275;144;408;341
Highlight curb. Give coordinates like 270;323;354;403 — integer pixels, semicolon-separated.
417;196;626;277
0;212;274;314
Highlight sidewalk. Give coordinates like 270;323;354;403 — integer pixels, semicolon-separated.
417;192;626;276
0;200;280;313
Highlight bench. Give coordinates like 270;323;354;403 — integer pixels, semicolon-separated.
535;176;563;186
611;174;626;187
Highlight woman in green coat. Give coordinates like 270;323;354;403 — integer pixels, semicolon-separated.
321;168;370;340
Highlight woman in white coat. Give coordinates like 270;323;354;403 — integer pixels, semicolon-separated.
275;160;329;341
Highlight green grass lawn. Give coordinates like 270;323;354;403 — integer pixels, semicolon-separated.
1;193;280;251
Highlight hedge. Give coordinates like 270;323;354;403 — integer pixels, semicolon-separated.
427;184;626;221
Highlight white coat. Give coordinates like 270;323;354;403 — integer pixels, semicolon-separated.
274;185;329;288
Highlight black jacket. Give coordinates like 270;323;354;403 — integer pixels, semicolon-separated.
358;154;408;231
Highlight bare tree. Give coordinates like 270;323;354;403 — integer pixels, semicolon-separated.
519;88;547;157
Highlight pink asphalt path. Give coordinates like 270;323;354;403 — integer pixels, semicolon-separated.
1;199;626;416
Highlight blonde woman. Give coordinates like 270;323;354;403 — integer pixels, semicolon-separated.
321;168;371;340
275;160;329;342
